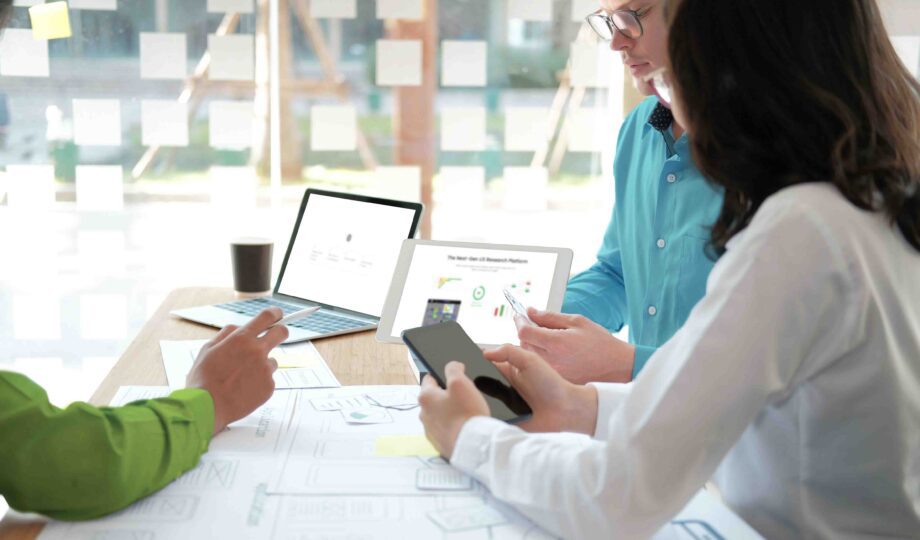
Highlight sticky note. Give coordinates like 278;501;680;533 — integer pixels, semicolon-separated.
140;32;187;80
503;166;548;211
70;0;117;9
209;166;257;208
441;40;487;87
377;0;422;20
4;165;55;209
373;166;421;202
374;435;439;457
13;295;61;340
28;2;72;40
504;107;550;151
80;294;128;340
567;107;614;152
571;42;615;88
441;107;486;151
571;0;597;21
0;29;49;77
311;105;357;151
207;0;254;13
77;230;126;274
141;100;189;147
209;101;254;149
376;39;422;86
436;166;485;210
310;0;355;19
508;0;551;22
208;34;255;81
75;165;124;211
73;99;122;146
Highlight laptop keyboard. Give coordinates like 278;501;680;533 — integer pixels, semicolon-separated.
214;297;370;334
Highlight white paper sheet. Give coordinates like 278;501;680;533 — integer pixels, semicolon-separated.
310;0;356;19
504;107;550;151
571;0;597;22
310;104;357;151
376;0;422;20
371;166;421;202
441;40;487;87
69;0;116;10
73;99;122;146
207;0;254;13
436;166;486;210
376;39;422;86
141;100;189;147
79;294;128;340
139;32;187;80
570;42;616;88
502;166;548;211
0;28;49;77
40;385;764;540
508;0;551;21
4;165;55;209
208;34;255;81
159;339;340;392
567;107;615;153
441;106;486;151
75;165;124;211
209;101;254;149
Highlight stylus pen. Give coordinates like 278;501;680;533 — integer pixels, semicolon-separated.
270;306;320;328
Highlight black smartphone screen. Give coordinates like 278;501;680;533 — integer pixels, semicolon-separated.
402;321;532;423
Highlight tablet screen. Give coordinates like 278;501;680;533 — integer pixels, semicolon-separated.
389;244;560;345
402;321;531;423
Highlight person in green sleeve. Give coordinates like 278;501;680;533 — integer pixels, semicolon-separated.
0;307;288;521
515;0;723;384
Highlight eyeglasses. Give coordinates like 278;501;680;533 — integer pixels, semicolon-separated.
643;67;672;106
585;9;644;41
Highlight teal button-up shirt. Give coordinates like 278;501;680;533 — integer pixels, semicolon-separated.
563;97;723;377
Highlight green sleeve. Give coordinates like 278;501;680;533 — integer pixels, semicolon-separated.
0;370;214;521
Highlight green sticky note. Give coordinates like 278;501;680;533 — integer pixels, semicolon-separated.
374;435;439;457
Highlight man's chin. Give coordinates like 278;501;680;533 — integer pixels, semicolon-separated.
631;78;656;97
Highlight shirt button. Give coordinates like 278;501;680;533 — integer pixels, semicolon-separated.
666;173;677;183
656;239;666;249
648;306;657;316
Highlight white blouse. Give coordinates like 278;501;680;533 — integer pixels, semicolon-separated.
450;183;920;539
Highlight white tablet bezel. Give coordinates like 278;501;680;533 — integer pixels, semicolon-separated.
376;239;573;348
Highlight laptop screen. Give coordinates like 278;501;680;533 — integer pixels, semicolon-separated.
276;192;419;317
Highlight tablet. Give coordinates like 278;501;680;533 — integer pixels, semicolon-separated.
377;240;573;347
402;321;531;423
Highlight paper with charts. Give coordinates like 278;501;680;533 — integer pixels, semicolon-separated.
38;386;763;539
160;339;340;391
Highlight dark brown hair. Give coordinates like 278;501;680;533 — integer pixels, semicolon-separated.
0;1;11;29
667;0;920;254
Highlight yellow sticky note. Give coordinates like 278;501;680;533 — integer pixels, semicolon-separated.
30;2;73;41
374;435;439;457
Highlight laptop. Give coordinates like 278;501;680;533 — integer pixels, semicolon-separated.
172;188;423;342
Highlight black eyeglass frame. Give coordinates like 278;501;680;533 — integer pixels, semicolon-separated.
585;9;645;41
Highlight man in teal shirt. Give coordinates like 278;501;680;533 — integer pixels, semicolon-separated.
517;0;722;383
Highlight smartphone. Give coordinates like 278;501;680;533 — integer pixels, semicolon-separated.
502;287;536;326
402;321;532;423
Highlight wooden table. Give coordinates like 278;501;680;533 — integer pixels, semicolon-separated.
0;288;414;539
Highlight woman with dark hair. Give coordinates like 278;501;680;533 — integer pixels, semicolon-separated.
418;0;920;538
